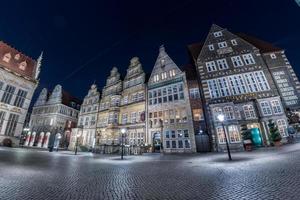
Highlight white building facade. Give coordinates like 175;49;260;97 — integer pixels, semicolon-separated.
69;84;100;151
0;41;41;146
28;85;81;149
147;46;197;153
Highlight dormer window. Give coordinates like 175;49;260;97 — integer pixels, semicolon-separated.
270;53;277;59
231;39;237;46
3;53;11;63
208;44;214;51
14;54;20;60
19;61;27;70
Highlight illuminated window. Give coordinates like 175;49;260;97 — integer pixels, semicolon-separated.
223;106;235;120
228;125;241;143
271;100;282;114
216;127;226;144
193;109;201;121
243;105;256;119
277;119;288;137
189;88;200;99
161;72;167;80
169;69;176;77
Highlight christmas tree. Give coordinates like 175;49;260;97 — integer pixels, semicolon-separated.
268;119;282;143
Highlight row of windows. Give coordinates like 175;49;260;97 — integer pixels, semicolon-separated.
82;105;98;113
216;120;288;144
153;69;176;83
149;108;187;127
0;82;28;108
207;70;270;98
0;111;19;137
212;100;283;122
165;129;189;139
205;53;255;72
165;139;191;149
124;76;144;89
260;100;283;116
149;83;184;105
208;39;238;51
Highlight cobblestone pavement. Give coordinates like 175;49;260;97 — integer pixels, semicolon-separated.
1;144;300;200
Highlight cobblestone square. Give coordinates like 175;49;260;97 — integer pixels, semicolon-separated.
1;144;300;200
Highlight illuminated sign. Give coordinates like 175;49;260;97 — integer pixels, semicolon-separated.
273;70;300;107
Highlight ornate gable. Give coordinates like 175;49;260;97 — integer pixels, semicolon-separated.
47;84;62;104
197;24;259;64
34;88;48;106
149;45;182;85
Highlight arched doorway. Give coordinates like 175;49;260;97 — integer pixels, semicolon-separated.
54;133;62;149
24;131;31;146
152;132;161;153
43;132;50;148
29;132;36;146
37;132;44;147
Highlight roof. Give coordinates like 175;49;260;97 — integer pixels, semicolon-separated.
236;33;282;53
187;42;204;63
62;90;82;108
0;41;37;80
181;64;198;80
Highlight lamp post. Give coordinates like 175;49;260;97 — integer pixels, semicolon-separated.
217;114;232;161
120;128;127;160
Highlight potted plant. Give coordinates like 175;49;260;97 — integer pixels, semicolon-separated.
268;119;282;146
241;128;252;151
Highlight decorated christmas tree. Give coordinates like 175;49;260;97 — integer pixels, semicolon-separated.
268;119;282;143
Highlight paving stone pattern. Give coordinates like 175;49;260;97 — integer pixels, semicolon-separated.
1;144;300;200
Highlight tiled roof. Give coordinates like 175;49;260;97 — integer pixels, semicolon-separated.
0;41;37;80
62;90;82;109
236;33;283;53
187;42;204;62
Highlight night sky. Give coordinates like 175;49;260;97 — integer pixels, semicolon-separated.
0;0;299;104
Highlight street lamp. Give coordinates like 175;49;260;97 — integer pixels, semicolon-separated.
217;114;232;161
120;128;127;160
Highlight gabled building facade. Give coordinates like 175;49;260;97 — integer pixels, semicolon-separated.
0;41;41;145
69;84;100;150
119;57;146;154
189;24;288;152
147;45;196;153
29;84;81;149
95;67;123;153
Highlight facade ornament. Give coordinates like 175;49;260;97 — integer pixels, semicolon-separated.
35;51;43;80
